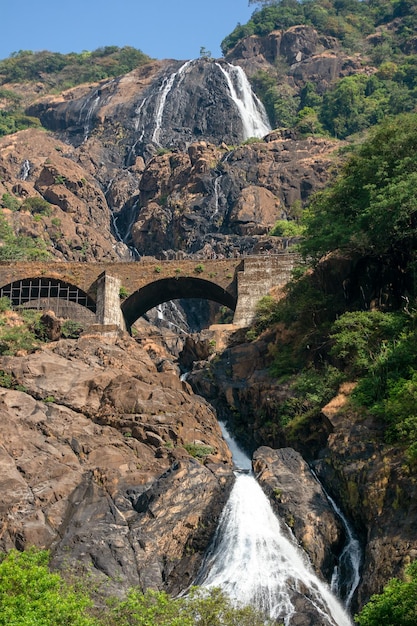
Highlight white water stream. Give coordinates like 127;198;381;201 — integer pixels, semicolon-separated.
152;60;192;145
78;90;101;142
215;62;271;139
20;159;30;181
195;423;354;626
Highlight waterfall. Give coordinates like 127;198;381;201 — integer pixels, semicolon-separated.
310;469;362;609
104;181;140;259
152;60;192;145
213;175;223;220
215;62;271;140
195;424;354;626
19;159;30;181
328;496;362;608
78;90;101;142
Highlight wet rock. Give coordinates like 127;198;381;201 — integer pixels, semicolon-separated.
253;446;344;580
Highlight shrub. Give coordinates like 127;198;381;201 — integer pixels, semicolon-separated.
194;264;205;274
0;296;11;312
119;286;129;300
355;560;417;626
61;320;84;339
21;196;52;216
0;548;97;626
1;192;20;211
184;443;214;460
270;219;305;237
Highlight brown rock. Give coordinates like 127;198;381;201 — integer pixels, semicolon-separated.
229;185;283;235
0;332;234;595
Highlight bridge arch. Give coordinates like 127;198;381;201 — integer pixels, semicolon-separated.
121;276;237;328
0;277;96;322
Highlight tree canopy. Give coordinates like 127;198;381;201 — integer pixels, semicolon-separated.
300;112;417;261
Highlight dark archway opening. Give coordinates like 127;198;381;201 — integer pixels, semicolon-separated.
122;276;237;329
0;277;96;323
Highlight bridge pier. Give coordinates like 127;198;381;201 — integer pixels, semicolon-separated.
233;255;296;327
95;272;126;330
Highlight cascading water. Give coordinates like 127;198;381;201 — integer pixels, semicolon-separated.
127;58;271;164
195;423;354;626
215;62;271;139
78;90;101;142
19;159;30;181
325;489;362;608
151;60;192;145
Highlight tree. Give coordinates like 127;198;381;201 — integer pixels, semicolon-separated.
355;561;417;626
301;112;417;262
0;548;98;626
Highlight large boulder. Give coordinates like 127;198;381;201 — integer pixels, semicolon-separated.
0;333;234;595
253;446;344;580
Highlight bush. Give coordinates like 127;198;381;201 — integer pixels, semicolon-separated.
21;196;52;216
61;319;84;339
0;548;98;626
269;219;305;237
119;286;129;300
1;192;20;211
355;560;417;626
184;443;214;460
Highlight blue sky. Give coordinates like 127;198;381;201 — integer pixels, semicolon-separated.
1;0;257;61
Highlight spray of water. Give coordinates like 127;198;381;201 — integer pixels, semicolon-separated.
152;61;192;145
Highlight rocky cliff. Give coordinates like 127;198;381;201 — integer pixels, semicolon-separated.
0;329;234;595
1;27;353;262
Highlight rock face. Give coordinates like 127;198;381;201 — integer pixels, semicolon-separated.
27;59;270;156
0;129;129;261
226;25;367;92
1;24;376;264
253;446;343;580
0;332;233;594
315;386;417;609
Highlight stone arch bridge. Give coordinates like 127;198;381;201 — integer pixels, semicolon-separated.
0;254;297;331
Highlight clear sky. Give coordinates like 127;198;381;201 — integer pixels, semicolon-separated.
1;0;257;61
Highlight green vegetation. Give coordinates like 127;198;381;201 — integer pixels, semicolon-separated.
184;443;215;460
0;548;271;626
0;212;50;260
225;0;414;55
246;111;417;464
0;47;151;89
119;286;130;300
301;112;417;262
0;548;97;626
269;219;304;237
0;46;151;137
61;319;84;339
355;560;417;625
21;196;52;216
